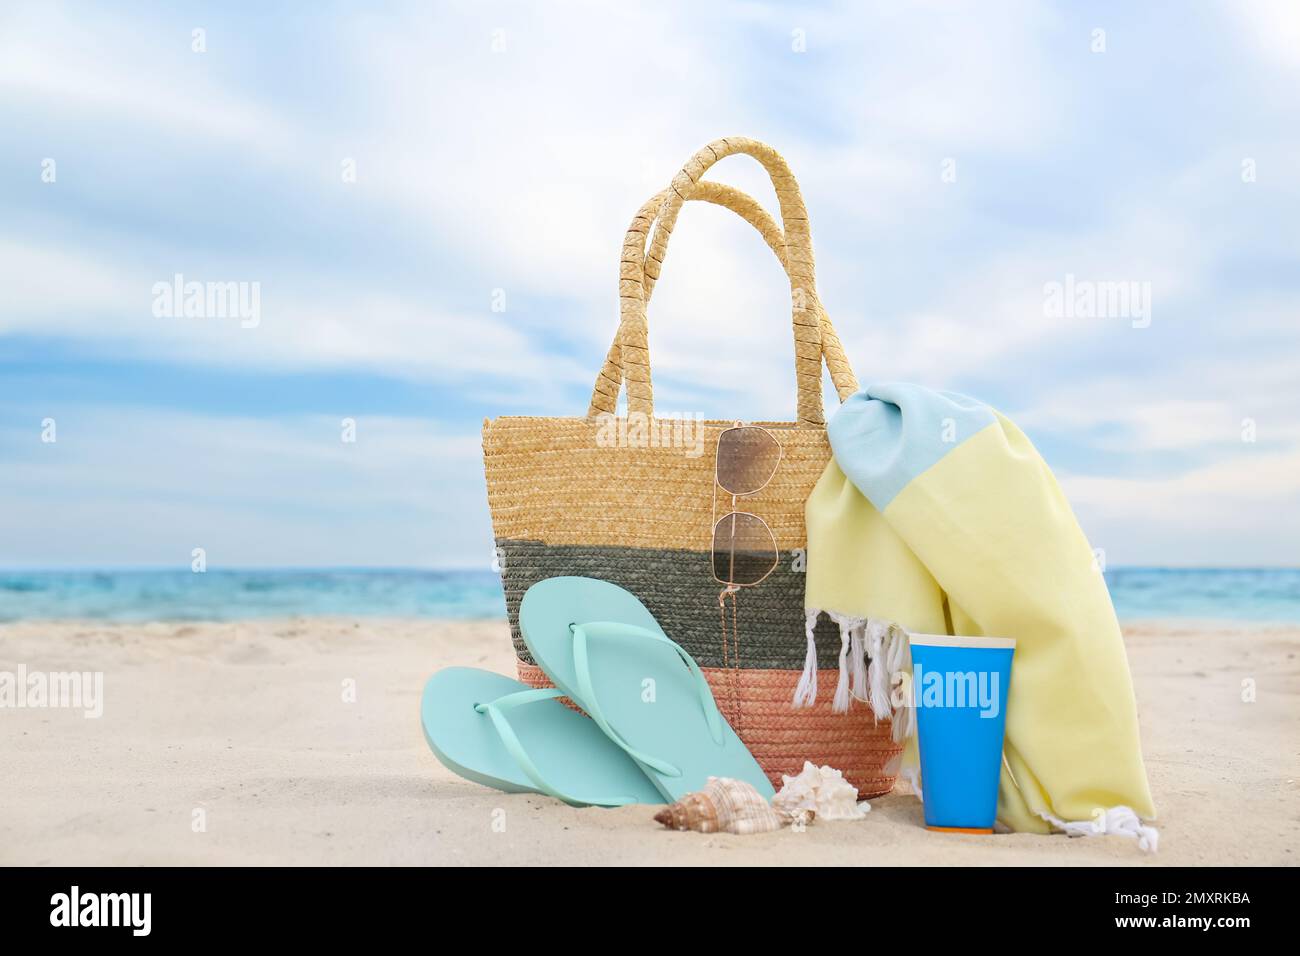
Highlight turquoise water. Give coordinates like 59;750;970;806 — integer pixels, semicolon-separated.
1103;567;1300;623
0;569;507;622
0;568;1298;623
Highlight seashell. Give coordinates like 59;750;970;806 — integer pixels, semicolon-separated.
653;777;785;835
772;761;870;824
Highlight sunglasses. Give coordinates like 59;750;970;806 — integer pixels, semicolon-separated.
711;423;782;589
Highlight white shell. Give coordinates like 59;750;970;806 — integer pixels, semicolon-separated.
772;761;870;824
653;777;785;835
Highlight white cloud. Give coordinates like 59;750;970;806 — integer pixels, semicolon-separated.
0;4;296;159
1228;0;1300;72
0;239;588;400
0;0;1274;405
0;407;488;567
828;0;1067;152
0;239;138;317
2;1;1298;567
824;203;1214;389
1011;352;1300;454
1063;447;1300;566
1016;395;1241;452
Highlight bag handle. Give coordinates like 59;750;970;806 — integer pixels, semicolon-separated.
586;178;859;418
593;137;847;427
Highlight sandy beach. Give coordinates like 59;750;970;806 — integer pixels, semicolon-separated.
1;618;1296;866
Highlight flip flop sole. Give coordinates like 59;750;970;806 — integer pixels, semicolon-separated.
520;577;775;802
420;667;664;806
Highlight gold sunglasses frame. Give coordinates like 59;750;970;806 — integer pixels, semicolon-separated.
710;421;783;590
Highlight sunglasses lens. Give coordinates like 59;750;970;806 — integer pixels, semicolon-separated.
712;512;778;587
716;426;781;496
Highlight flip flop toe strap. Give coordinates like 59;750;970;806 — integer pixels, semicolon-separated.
569;621;725;778
474;687;640;807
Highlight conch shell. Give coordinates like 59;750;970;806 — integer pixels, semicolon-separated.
653;777;785;835
772;761;870;825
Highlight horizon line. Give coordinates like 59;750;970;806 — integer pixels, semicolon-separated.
2;564;1299;574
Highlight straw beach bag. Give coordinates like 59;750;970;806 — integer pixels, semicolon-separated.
483;137;902;796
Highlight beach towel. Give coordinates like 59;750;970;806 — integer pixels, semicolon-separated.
801;382;1158;846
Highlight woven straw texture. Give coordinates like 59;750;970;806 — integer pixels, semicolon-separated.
499;541;848;670
483;137;896;796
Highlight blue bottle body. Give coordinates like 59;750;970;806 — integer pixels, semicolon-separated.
909;636;1015;831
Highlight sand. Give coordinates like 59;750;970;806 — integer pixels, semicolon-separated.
1;617;1296;866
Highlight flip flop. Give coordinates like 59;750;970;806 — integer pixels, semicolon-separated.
420;667;665;807
519;576;775;802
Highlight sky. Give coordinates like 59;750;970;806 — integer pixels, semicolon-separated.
2;0;1298;569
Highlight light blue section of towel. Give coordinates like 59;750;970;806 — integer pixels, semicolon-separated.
827;383;997;510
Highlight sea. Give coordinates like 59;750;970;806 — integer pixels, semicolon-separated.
1;567;1298;623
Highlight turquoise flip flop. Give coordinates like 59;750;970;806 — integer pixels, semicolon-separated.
420;667;665;807
519;576;775;802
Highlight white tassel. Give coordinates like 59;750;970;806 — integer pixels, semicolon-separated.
792;609;820;708
824;612;865;714
1037;806;1159;854
865;619;892;722
798;611;916;729
832;622;852;713
882;623;915;742
849;622;868;704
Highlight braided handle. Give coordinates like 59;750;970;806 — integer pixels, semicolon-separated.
587;163;858;420
609;137;833;427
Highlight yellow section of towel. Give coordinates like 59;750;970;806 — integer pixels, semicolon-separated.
806;414;1155;834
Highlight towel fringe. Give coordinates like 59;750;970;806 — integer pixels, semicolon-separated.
832;624;851;713
861;620;915;742
800;609;911;725
865;619;890;720
1037;806;1159;853
825;611;864;714
792;609;820;709
849;623;868;704
884;623;915;742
